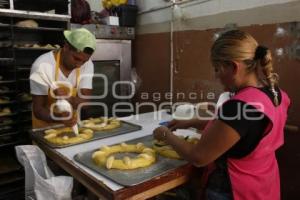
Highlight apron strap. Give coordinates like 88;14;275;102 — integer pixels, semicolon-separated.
55;49;61;81
75;68;80;90
55;49;80;90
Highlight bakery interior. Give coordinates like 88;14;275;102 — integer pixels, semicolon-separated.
0;0;300;199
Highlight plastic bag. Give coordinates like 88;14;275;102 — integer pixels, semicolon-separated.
15;145;73;200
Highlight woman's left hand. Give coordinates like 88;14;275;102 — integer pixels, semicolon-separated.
153;126;172;142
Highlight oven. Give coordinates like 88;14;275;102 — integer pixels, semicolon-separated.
82;39;133;118
92;39;132;89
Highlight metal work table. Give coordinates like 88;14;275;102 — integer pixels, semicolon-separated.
34;110;199;200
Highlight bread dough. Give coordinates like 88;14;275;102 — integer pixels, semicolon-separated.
0;86;9;93
0;97;9;103
153;136;199;159
0;118;13;126
0;107;11;116
81;117;121;131
43;44;55;49
20;93;32;101
54;44;60;49
92;143;156;170
15;20;38;28
44;127;94;145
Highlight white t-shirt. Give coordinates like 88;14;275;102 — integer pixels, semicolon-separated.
30;51;94;95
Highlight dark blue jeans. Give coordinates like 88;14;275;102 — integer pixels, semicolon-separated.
206;188;232;200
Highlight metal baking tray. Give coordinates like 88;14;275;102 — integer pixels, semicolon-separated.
74;135;188;186
31;121;142;148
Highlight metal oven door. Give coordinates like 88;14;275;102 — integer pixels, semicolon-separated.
92;39;131;86
84;39;132;117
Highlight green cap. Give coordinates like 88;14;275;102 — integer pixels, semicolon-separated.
63;28;96;52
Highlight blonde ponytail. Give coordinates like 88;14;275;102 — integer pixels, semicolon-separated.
258;47;279;106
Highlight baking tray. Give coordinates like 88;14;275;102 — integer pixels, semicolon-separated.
74;135;188;186
31;121;142;148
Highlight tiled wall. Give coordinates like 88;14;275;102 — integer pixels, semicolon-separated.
133;22;300;200
133;22;300;126
133;2;300;199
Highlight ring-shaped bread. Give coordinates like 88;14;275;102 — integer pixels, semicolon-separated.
153;136;199;159
44;127;94;145
81;117;121;131
92;142;156;170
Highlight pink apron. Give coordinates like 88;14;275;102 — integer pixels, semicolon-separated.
227;87;290;200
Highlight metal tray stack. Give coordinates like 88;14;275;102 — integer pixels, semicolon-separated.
74;135;188;186
31;121;142;148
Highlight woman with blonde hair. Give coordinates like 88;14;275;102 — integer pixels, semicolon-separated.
153;30;290;200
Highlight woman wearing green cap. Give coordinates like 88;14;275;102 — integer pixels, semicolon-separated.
30;28;96;129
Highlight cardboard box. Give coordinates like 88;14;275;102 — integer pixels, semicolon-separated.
104;16;119;26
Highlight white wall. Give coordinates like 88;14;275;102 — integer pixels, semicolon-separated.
137;0;299;25
137;0;170;12
86;0;103;12
84;0;300;33
136;0;300;33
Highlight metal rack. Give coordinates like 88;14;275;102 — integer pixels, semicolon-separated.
0;0;70;21
0;2;70;198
